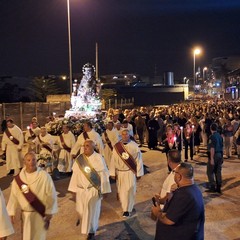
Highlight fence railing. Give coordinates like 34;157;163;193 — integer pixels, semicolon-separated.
0;98;134;131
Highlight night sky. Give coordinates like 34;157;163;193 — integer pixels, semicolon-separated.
0;0;240;79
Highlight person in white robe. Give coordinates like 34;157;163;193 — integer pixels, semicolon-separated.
68;140;111;239
122;119;134;137
110;129;144;217
7;152;58;240
55;125;76;173
1;119;24;176
0;189;14;239
32;127;54;172
71;122;104;158
25;122;41;152
102;121;120;167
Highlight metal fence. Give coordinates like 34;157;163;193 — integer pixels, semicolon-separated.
0;98;134;132
0;102;71;131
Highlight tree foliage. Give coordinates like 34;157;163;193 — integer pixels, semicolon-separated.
29;77;60;102
100;88;117;102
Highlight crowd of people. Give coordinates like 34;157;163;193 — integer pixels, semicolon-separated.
1;99;239;239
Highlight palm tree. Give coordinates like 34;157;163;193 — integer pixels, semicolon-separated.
29;77;60;102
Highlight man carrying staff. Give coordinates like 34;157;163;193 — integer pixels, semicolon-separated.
1;119;24;176
68;140;111;240
7;152;58;240
110;129;144;217
71;122;104;158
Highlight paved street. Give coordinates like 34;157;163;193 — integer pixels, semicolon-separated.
1;144;240;240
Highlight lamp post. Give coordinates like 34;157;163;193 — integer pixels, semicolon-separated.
203;67;208;81
193;48;201;92
67;0;73;96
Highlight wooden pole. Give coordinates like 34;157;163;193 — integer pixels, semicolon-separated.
95;42;99;80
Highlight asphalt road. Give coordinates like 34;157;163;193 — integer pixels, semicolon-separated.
1;144;240;240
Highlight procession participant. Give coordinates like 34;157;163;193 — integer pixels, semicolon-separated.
134;112;146;147
153;150;181;210
25;122;41;143
55;124;76;174
32;127;54;172
152;162;205;240
115;122;123;140
162;125;177;172
222;118;234;158
1;119;24;176
147;113;160;150
122;119;134;137
110;129;144;217
68;140;111;240
71;121;104;158
173;123;182;151
183;122;194;162
191;117;202;154
206;123;224;193
102;121;120;168
25;122;41;152
7;152;58;240
0;189;14;240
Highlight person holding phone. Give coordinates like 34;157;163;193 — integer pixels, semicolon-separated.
153;149;181;210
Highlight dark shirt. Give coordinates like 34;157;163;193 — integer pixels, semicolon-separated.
155;184;205;240
208;131;223;153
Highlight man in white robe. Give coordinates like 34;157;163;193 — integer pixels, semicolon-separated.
1;119;24;176
7;152;58;240
71;122;104;158
25;122;41;152
68;140;111;240
102;121;120;167
55;125;76;173
110;129;144;217
0;189;14;239
32;127;54;172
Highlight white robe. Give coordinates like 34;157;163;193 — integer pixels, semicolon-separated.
0;189;14;238
68;152;111;234
102;128;120;167
24;127;41;143
7;167;58;240
71;129;104;156
110;140;144;212
1;125;24;171
25;127;41;152
56;131;76;172
32;134;54;172
32;133;54;155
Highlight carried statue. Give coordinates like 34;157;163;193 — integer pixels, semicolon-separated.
66;63;102;119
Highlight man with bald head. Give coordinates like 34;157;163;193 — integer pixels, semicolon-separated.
7;152;58;240
68;140;111;240
110;129;144;218
152;162;205;240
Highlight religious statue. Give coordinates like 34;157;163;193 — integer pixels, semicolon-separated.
66;63;102;119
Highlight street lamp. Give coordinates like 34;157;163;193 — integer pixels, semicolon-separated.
67;0;73;96
193;48;201;91
203;67;208;81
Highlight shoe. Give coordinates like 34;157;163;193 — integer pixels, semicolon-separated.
205;188;216;193
122;211;130;217
216;185;222;194
184;159;188;162
7;169;14;176
87;233;95;240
